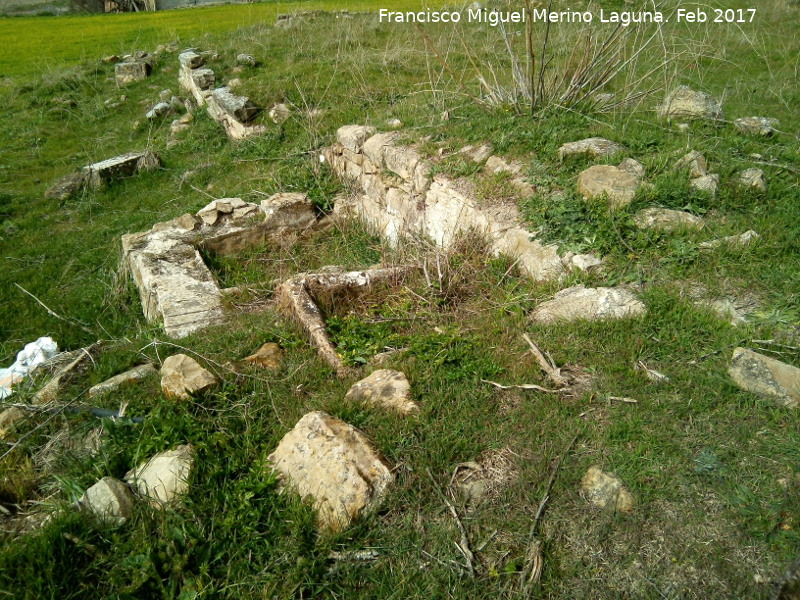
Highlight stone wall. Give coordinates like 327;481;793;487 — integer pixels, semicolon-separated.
324;126;566;282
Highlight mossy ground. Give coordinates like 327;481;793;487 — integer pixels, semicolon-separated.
0;1;799;598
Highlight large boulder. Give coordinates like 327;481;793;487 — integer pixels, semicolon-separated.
160;354;217;400
267;411;393;532
728;348;800;408
345;369;419;415
125;444;195;506
577;164;641;209
657;86;723;120
79;477;134;525
530;285;646;323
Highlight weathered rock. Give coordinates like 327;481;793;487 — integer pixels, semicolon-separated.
267;411;393;532
673;150;708;178
657;86;723;120
385;118;403;130
178;50;204;69
633;208;705;232
581;467;635;512
236;53;257;66
83;151;161;189
159;89;172;102
345;369;419;415
125;444;194;506
269;103;291;124
734;116;778;136
160;354;217;400
558;137;624;161
0;407;25;438
460;143;494;164
729;348;800;408
115;61;150;85
197;197;261;227
243;343;283;370
179;67;216;106
88;364;158;398
45;172;87;200
690;173;719;196
485;155;524;176
736;168;767;191
570;253;604;272
618;158;645;180
699;229;760;250
261;192;317;232
210;87;259;122
529;285;646;323
337;125;377;154
146;102;172;120
102;55;120;63
577;164;641;209
79;477;134;525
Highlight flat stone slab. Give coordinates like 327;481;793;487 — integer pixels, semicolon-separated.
699;230;760;250
345;369;419;415
45;172;87;200
633;208;705;232
558;137;624;161
88;363;157;398
267;411;393;532
729;348;799;408
83;151;161;189
125;444;195;506
577;164;641;209
530;285;646;323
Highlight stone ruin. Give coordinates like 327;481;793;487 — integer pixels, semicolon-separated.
177;50;265;140
324;125;567;282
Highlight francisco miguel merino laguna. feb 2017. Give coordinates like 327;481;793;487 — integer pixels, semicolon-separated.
379;7;671;26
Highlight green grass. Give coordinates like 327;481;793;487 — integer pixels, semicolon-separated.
1;1;799;598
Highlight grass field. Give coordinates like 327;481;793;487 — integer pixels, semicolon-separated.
0;0;799;598
0;0;441;78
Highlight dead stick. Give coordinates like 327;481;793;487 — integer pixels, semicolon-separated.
522;333;568;387
519;433;579;594
482;380;563;394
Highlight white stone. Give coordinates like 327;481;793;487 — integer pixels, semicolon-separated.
690;173;719;196
125;445;195;506
673;150;708;178
80;477;134;525
577;164;641;209
657;86;723;120
558;137;624;161
267;412;393;532
160;354;217;400
699;230;760;250
345;369;419;415
734;116;778;136
737;168;767;191
530;285;646;323
633;208;705;232
729;348;800;408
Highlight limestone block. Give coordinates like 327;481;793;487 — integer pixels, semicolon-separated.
530;285;646;323
125;444;195;506
729;348;800;407
160;354;217;400
345;369;419;415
